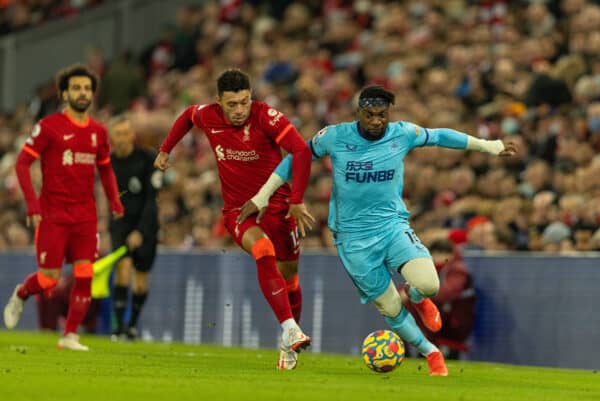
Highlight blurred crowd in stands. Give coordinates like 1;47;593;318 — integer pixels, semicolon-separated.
0;0;106;35
1;0;600;255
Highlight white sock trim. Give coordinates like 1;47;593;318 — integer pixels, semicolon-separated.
281;318;297;332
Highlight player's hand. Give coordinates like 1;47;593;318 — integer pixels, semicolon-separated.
112;210;124;219
499;141;517;157
26;214;41;228
154;151;171;171
126;230;143;250
237;200;267;224
286;203;315;237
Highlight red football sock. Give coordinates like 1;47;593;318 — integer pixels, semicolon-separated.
64;263;93;335
252;239;293;323
17;272;56;300
286;274;302;323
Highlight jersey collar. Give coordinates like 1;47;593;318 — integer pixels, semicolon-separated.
63;109;90;128
356;121;388;141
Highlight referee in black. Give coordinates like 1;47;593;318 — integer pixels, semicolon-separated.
108;115;161;340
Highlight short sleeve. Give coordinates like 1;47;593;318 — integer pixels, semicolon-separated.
191;104;209;129
405;122;429;149
22;121;51;158
309;126;335;157
259;104;294;144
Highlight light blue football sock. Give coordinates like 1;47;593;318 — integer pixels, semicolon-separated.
384;308;437;356
408;286;425;303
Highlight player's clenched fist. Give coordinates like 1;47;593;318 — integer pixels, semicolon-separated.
154;151;170;171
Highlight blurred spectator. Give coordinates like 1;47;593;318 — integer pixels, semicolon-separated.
407;239;475;360
0;0;106;36
99;51;146;114
3;0;600;254
541;221;574;253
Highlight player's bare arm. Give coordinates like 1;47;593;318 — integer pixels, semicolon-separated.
238;199;264;224
154;151;171;171
237;199;316;237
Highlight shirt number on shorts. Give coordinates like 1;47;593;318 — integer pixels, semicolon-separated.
290;228;300;249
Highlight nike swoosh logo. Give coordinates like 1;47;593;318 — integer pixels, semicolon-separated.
63;134;75;140
272;288;284;296
211;129;224;133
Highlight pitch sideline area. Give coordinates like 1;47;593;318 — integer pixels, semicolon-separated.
0;330;597;401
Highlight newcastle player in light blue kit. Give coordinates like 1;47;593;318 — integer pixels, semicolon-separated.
238;86;516;375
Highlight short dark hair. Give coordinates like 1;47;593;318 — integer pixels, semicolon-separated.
217;69;251;96
55;63;99;94
358;85;395;105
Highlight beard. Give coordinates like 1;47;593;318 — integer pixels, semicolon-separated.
67;97;91;113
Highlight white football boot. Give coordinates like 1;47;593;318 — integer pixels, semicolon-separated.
277;348;298;370
281;326;311;352
3;285;24;329
57;333;89;351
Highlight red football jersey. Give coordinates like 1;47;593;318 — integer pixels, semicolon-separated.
182;101;294;212
21;111;111;223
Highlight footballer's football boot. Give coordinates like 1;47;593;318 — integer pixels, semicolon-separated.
57;333;89;351
3;285;24;329
277;349;298;370
427;351;448;376
401;285;442;333
126;326;139;341
413;298;442;332
281;326;311;353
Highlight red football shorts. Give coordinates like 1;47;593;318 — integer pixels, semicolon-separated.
223;208;300;261
35;220;98;268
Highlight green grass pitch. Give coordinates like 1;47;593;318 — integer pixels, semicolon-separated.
0;331;598;401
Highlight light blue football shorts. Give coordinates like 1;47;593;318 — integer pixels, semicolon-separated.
334;225;431;304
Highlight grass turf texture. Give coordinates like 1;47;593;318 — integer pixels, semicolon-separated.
0;331;598;401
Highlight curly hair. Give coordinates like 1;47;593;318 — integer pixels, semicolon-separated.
55;63;99;94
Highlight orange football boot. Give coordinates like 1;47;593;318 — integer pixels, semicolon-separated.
427;351;448;376
413;298;442;332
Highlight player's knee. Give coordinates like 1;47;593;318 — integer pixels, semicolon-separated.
73;262;94;279
414;277;439;298
251;237;275;260
373;283;403;318
36;272;58;290
402;258;439;297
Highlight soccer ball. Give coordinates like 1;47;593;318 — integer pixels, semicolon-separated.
361;330;405;373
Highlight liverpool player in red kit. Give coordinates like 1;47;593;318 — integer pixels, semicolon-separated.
3;64;124;350
154;69;314;370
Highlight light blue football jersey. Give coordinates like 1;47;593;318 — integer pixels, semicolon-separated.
274;121;468;237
